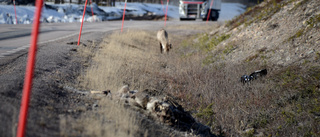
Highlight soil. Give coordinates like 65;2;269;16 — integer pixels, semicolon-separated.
0;31;107;137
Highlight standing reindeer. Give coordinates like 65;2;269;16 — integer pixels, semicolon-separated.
157;29;172;54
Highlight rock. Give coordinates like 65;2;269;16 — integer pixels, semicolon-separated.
255;132;264;137
286;56;291;61
299;53;304;57
307;49;315;54
118;85;129;94
240;128;255;135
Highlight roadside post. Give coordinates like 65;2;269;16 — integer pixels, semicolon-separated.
164;0;169;27
161;0;165;14
121;0;127;32
13;0;18;24
78;0;89;45
206;0;214;24
90;0;94;22
16;0;43;136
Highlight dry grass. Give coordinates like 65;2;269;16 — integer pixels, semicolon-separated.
58;97;141;137
80;30;160;91
78;98;141;137
174;32;320;136
75;29;185;137
166;24;217;32
77;30;156;137
75;26;276;136
166;38;320;136
161;53;276;135
74;16;320;136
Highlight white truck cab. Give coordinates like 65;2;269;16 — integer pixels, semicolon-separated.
179;0;221;21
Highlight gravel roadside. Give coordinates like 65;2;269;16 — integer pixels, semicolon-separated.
0;31;106;137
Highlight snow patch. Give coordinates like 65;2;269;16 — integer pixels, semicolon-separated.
0;2;245;24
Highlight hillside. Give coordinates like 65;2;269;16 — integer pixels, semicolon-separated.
0;0;317;136
71;0;320;136
178;0;319;136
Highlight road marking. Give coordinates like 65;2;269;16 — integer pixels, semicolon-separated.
0;31;92;59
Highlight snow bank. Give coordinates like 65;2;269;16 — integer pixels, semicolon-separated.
0;2;245;24
112;2;179;18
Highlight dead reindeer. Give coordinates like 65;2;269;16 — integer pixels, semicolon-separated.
157;29;172;54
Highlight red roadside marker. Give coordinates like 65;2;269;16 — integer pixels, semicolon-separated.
16;0;43;137
161;0;165;14
90;0;94;22
182;1;203;4
206;0;214;24
164;0;169;27
78;0;89;45
13;0;18;24
121;0;127;32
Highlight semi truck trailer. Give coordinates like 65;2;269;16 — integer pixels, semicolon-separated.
179;0;221;21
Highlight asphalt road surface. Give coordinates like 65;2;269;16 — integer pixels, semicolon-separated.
0;21;168;58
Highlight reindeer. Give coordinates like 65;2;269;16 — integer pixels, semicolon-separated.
157;29;172;54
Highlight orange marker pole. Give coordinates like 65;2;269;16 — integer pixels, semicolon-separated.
90;0;94;22
16;0;43;136
121;0;127;32
206;0;214;24
13;0;18;24
164;0;169;27
78;0;89;45
161;0;165;14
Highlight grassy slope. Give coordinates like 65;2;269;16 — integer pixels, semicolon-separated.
178;0;320;136
74;28;206;137
74;0;319;136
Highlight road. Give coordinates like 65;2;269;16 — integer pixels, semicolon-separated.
0;21;185;58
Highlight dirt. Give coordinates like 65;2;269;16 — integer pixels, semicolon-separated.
0;31;107;137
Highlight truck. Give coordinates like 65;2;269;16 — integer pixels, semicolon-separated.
179;0;221;21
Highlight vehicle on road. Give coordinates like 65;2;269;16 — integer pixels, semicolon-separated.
179;0;221;21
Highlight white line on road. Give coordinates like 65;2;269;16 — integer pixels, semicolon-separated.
0;31;92;58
